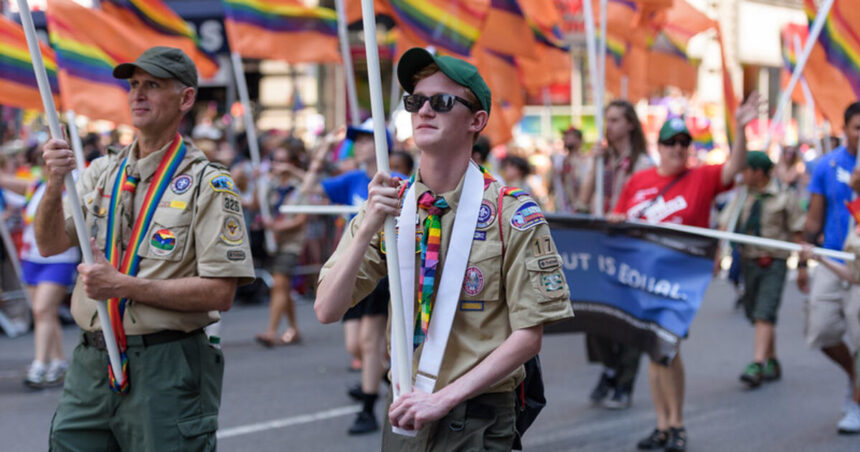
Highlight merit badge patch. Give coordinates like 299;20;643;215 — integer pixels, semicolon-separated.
209;174;238;196
150;229;176;256
511;201;546;231
220;216;244;245
171;174;192;195
476;200;496;229
227;250;246;261
541;270;565;293
462;266;485;296
459;300;484;311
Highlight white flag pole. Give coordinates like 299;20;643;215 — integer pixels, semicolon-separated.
16;0;123;384
229;52;278;255
65;110;87;171
582;0;605;216
762;0;835;152
335;0;361;126
359;0;411;405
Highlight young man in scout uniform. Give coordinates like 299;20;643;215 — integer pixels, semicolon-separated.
314;47;574;451
720;151;805;388
35;47;255;451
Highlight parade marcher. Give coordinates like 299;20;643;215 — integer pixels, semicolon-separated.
255;143;308;347
549;126;586;213
800;101;860;434
35;47;255;450
0;166;79;389
580;100;653;410
719;151;805;388
611;93;758;451
315;47;573;451
304;120;401;435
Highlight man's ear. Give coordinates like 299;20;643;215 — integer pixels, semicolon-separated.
470;110;489;134
179;87;196;113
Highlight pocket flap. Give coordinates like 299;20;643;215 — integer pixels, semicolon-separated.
177;413;218;437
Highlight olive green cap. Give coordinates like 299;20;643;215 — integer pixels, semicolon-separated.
658;117;692;142
113;46;198;89
397;47;491;115
746;151;774;171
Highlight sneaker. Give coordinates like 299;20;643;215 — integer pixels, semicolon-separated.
44;360;67;387
589;372;615;404
347;383;364;402
837;401;860;434
602;386;631;410
635;428;668;450
740;362;763;388
347;411;378;435
762;358;781;382
23;361;46;389
666;426;687;452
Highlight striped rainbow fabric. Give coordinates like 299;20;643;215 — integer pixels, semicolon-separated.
805;0;860;98
101;0;219;78
0;15;60;110
386;0;488;57
222;0;340;63
46;0;146;124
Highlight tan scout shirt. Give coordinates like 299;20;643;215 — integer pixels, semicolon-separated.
320;171;574;393
719;179;806;259
843;228;860;282
64;139;256;335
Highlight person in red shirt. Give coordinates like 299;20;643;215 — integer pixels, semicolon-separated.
609;93;759;452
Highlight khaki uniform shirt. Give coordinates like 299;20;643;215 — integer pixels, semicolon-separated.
65;139;255;335
320;171;574;393
843;228;860;281
720;179;806;259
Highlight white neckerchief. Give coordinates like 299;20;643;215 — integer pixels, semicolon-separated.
391;162;483;425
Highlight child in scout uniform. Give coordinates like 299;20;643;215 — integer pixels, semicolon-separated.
720;151;805;388
36;47;255;451
315;48;574;451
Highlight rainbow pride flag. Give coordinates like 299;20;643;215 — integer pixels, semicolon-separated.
223;0;340;63
0;16;60;110
476;0;536;57
718;25;738;146
385;0;489;57
101;0;219;79
46;0;149;124
805;0;860;99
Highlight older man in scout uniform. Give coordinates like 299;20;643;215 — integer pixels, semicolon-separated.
721;151;805;388
35;47;255;451
314;47;574;451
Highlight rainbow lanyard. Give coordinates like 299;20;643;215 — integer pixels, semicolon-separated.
104;135;186;393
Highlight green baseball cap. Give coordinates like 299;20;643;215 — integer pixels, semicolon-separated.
113;46;198;89
658;117;692;142
397;47;491;116
746;151;774;171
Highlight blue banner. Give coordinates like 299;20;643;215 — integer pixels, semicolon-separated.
544;215;718;363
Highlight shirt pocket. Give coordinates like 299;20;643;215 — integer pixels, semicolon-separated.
82;190;108;248
138;210;192;262
525;253;569;302
460;241;502;303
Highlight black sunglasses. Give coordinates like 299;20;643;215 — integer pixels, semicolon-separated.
403;93;477;113
660;136;691;148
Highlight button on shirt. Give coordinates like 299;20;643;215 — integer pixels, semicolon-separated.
64;139;256;335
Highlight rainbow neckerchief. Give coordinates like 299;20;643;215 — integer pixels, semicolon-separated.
104;134;187;393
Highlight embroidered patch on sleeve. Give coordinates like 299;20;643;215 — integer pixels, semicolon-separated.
220;215;244;245
209;174;238;196
511;201;546;231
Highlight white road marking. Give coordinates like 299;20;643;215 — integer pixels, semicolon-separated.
217;405;361;439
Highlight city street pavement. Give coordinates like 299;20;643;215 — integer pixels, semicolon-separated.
2;274;860;451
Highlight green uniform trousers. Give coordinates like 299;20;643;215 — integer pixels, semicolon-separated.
49;331;223;452
740;258;788;324
381;390;516;451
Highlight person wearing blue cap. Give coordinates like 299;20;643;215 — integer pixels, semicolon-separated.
315;47;573;451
